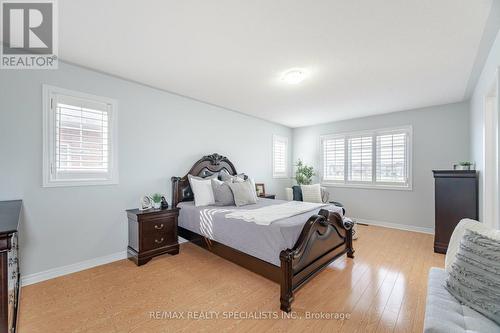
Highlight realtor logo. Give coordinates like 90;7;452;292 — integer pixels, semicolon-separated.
1;0;58;69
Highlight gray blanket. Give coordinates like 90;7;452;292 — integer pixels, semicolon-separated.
178;198;343;266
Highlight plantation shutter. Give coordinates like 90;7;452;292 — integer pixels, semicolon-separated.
347;135;373;182
376;132;408;184
53;95;111;180
322;137;345;182
273;135;288;178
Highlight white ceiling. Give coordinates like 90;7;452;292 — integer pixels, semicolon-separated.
59;0;493;128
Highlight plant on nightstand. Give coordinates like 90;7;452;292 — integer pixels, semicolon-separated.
295;159;315;185
151;193;162;209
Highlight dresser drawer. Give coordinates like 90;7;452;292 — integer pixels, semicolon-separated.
141;217;176;251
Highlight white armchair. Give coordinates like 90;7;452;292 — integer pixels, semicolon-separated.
285;186;330;203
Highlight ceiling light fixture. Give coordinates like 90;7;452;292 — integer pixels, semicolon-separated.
281;68;307;84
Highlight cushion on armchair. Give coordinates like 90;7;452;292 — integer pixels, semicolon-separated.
286;185;330;203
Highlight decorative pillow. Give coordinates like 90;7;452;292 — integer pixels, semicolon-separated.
211;179;235;206
445;219;500;273
228;180;257;207
292;185;303;201
188;174;215;207
301;184;323;203
445;229;500;325
219;169;246;183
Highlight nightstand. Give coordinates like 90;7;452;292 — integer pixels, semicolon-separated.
259;194;276;199
126;207;180;266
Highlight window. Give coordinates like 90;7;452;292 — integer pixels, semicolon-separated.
348;135;373;182
321;126;412;189
43;85;118;187
322;136;345;182
273;135;289;178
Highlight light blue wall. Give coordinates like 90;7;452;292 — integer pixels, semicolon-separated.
293;102;470;231
0;62;292;276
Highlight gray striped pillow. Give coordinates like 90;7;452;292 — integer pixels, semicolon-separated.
445;229;500;324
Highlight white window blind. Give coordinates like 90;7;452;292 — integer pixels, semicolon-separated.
348;135;373;182
273;135;288;178
376;132;408;184
43;85;118;187
322;137;345;182
320;126;412;190
55;96;110;176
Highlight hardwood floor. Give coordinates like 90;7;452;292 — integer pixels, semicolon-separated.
18;225;444;332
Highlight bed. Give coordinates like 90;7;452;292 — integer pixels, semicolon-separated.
172;153;354;312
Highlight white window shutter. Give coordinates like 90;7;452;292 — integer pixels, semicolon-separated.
376;132;408;184
42;85;118;187
273;135;288;178
348;135;373;182
322;137;345;182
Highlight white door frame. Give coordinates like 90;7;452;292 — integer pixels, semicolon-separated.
483;68;499;229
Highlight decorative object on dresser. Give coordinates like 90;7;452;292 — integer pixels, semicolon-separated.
432;170;478;254
151;193;162;209
172;153;354;313
126;207;179;266
139;196;153;211
0;200;21;333
255;183;265;197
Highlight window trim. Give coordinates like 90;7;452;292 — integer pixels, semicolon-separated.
42;85;119;187
320;126;412;191
272;134;289;179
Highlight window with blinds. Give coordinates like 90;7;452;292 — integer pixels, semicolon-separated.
376;132;408;184
320;126;411;189
43;85;118;187
348;136;373;182
273;135;289;178
322;137;345;182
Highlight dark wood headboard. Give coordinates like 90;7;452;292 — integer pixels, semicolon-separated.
171;153;238;207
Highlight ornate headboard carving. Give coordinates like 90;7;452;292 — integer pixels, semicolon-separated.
171;153;238;207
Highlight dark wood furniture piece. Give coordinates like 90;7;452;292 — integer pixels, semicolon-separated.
432;170;478;254
0;200;21;333
259;194;276;199
172;153;354;312
126;207;180;266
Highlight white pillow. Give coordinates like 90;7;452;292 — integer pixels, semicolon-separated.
301;184;323;203
188;175;215;207
445;218;500;273
247;178;258;201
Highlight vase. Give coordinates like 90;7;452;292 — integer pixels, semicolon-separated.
152;202;161;209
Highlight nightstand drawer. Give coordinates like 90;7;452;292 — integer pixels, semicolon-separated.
142;219;176;251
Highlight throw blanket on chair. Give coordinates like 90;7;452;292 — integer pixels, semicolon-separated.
225;201;333;225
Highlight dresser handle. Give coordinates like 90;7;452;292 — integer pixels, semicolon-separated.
155;238;164;244
154;224;164;230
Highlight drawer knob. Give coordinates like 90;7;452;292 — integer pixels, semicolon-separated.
154;224;164;230
155;237;165;244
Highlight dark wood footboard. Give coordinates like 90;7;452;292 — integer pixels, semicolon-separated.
279;209;354;312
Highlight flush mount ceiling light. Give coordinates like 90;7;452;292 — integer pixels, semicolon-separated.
281;69;307;84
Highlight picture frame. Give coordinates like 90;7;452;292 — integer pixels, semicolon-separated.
255;183;266;197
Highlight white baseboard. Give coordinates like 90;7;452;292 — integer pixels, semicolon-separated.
21;250;128;287
22;239;190;286
355;218;434;235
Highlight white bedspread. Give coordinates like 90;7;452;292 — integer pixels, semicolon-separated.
225;201;329;225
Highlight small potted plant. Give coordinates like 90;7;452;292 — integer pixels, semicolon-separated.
454;161;474;171
151;193;163;209
295;159;315;185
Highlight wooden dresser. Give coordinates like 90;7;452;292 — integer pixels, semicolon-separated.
0;201;21;333
126;208;180;266
432;170;478;253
